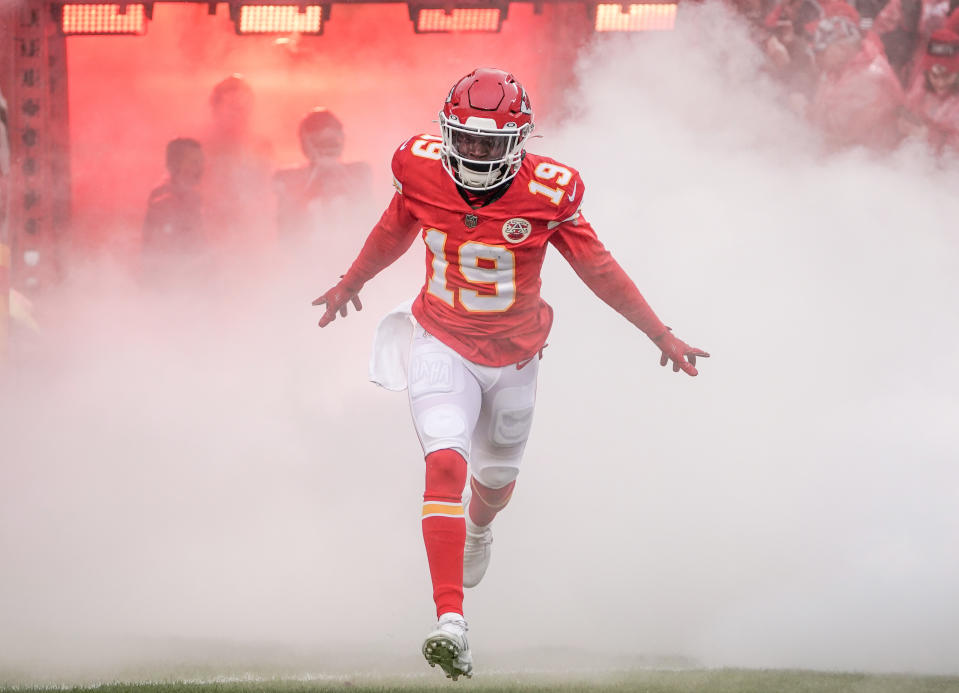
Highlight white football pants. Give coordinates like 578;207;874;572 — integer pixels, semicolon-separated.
407;325;539;489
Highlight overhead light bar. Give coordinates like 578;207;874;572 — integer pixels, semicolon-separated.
410;5;506;33
594;3;677;32
60;3;149;35
234;4;328;34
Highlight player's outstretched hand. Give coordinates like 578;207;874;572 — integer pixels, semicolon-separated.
652;328;710;376
312;280;363;327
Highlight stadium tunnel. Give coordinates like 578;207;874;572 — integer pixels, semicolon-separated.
0;0;684;353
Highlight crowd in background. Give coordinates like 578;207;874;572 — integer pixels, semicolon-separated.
734;0;959;151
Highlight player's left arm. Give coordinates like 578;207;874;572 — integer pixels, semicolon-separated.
548;203;709;376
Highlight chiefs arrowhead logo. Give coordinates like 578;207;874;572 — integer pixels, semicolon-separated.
502;217;532;244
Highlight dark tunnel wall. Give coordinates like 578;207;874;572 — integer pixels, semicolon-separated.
66;2;591;262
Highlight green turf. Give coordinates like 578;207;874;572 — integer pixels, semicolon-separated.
3;669;959;693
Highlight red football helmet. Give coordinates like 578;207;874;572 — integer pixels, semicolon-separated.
438;68;534;191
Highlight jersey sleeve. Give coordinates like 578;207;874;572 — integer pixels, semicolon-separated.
339;150;421;290
390;136;418;196
548;210;668;340
553;168;585;226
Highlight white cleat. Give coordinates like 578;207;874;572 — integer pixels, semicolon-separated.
422;613;473;680
463;524;493;588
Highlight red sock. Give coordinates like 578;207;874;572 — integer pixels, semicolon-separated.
468;476;516;528
422;449;467;618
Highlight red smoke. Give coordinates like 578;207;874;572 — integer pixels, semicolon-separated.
66;3;588;262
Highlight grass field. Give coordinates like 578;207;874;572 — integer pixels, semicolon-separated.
3;669;959;693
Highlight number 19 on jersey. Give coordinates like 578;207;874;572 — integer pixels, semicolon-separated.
424;229;516;313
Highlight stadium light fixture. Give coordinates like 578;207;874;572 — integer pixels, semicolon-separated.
231;3;330;34
593;3;678;32
59;3;151;35
409;4;507;33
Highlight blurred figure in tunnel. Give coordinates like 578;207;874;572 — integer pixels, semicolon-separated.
141;137;206;282
311;68;708;681
202;74;274;249
899;28;959;150
273;107;372;238
802;2;905;149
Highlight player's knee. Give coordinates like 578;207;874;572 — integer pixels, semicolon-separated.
425;448;468;497
475;464;518;490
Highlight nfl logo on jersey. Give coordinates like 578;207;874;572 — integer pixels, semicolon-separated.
502;218;531;243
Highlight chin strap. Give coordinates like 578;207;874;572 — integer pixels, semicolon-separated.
456;160;507;190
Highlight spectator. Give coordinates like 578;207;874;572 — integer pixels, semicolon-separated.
762;0;820;94
851;0;894;25
142;138;204;257
947;3;959;30
202;74;274;247
804;2;905;149
764;0;824;35
899;28;959;150
273;108;372;238
873;0;954;82
730;0;778;31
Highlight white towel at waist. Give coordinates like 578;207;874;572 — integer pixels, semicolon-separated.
369;298;416;391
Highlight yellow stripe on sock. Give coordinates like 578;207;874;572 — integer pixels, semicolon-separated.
422;502;464;517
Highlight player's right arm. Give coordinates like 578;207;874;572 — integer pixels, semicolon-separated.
312;144;421;327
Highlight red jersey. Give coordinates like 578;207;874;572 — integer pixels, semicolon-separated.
904;78;959;153
341;134;667;367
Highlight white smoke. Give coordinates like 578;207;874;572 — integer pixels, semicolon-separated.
531;2;959;676
2;1;958;685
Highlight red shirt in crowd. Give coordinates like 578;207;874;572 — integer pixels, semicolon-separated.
809;36;905;149
904;75;959;151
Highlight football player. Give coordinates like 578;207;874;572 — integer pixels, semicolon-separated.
274;108;373;237
312;68;708;681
